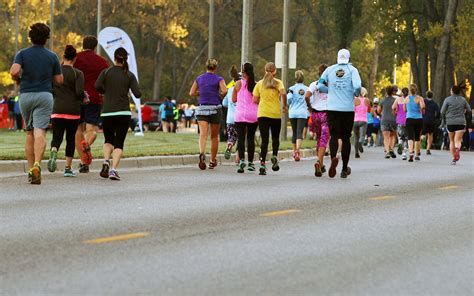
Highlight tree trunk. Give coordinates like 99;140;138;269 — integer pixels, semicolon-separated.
428;39;437;90
368;33;381;100
176;42;209;101
152;38;165;101
172;46;177;99
433;0;458;104
407;20;420;88
444;53;455;98
418;17;429;96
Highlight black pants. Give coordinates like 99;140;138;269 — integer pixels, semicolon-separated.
290;118;307;144
235;122;258;162
258;117;281;162
406;118;423;141
327;111;354;170
51;118;80;158
102;115;131;150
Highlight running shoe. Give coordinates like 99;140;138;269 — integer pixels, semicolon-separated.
385;152;391;159
237;160;246;173
271;156;280;171
294;151;300;162
390;150;396;158
415;155;421;161
208;160;218;169
358;144;364;153
109;169;121;181
79;163;89;173
80;140;92;165
408;154;414;162
28;170;33;183
30;163;41;185
454;148;460;161
328;156;339;178
259;162;267;175
321;165;326;174
64;167;76;177
450;160;457;165
47;150;58;173
248;162;256;172
314;162;322;177
355;153;360;158
426;149;431;155
198;153;206;170
397;143;403;155
340;166;351;179
402;153;407;161
224;147;232;160
100;161;110;178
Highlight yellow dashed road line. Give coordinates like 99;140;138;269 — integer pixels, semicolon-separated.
84;232;150;244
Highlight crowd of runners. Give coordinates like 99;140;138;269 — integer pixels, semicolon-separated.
9;23;472;184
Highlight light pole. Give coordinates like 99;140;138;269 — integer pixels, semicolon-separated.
49;0;54;51
208;0;215;59
241;0;252;65
281;0;289;141
97;0;102;54
15;0;19;54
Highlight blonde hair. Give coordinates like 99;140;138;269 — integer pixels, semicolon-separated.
206;58;218;71
295;70;304;83
360;87;368;97
262;62;279;89
409;83;418;95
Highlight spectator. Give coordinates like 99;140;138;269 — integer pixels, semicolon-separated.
184;104;194;128
7;92;16;130
141;104;153;132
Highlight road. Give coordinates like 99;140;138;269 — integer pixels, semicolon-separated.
1;148;473;295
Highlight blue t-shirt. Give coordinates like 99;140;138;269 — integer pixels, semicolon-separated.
317;63;361;112
287;83;309;119
222;86;236;124
14;45;62;93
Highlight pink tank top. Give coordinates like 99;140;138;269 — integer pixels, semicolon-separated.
354;97;368;122
234;79;258;123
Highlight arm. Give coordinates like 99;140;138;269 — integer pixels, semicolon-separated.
280;88;287;111
75;71;86;100
189;80;199;97
94;69;106;94
305;90;312;111
130;73;142;98
391;99;398;115
10;63;22;81
287;87;294;106
418;96;425;114
232;80;241;103
52;55;63;85
377;105;382;116
219;79;228;98
252;82;260;104
403;98;408;113
222;89;230;107
317;69;329;93
366;98;372;113
351;67;362;97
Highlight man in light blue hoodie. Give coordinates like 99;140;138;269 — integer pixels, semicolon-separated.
317;49;361;178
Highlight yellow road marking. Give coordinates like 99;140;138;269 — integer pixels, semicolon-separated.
260;209;301;217
368;195;395;201
84;232;150;244
439;185;458;190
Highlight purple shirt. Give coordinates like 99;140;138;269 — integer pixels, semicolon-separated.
196;72;223;105
396;103;407;125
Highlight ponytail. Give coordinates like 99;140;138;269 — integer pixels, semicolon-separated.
262;62;278;89
114;47;129;73
242;62;256;92
409;83;417;95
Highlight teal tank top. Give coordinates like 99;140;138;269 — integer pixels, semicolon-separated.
406;95;422;119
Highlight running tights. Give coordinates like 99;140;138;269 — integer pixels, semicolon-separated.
51;118;79;158
290;118;307;144
258;117;281;162
327;111;355;170
102;115;131;150
235;122;258;162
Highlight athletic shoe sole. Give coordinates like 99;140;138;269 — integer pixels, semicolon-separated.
314;162;322;177
271;157;280;171
295;152;300;162
237;162;245;173
224;148;231;160
198;154;207;170
47;157;57;173
30;166;41;185
397;144;403;155
328;157;339;178
81;141;93;165
100;163;110;179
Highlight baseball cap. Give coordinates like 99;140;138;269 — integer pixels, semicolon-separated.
373;98;379;103
337;49;350;64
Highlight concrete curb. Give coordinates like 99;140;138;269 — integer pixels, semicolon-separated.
0;149;315;178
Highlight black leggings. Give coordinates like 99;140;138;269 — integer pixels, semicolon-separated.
258;117;281;162
290;118;307;144
235;122;258;162
51;118;80;158
406;118;423;141
102;115;131;150
327;111;354;170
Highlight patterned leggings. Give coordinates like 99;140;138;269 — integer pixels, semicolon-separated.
310;111;330;149
227;123;237;146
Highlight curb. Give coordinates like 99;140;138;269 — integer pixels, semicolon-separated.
0;149;315;178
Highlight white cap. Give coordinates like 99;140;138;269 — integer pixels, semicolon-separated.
373;98;379;103
337;49;350;64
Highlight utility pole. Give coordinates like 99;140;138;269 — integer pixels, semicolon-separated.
97;0;102;54
241;0;252;65
49;0;54;51
208;0;215;59
14;0;20;93
281;0;289;141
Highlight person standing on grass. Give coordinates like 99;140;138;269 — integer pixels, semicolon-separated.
440;84;471;165
95;47;141;181
74;36;109;174
253;62;287;176
9;23;63;185
404;84;425;162
287;70;308;162
223;66;240;162
317;49;361;178
353;87;370;159
378;85;398;159
189;59;227;170
422;90;440;155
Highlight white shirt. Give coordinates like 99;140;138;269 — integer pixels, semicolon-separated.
308;81;328;111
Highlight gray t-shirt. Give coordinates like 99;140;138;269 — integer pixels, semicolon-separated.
440;95;470;126
380;96;396;125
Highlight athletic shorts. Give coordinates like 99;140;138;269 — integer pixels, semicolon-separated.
165;115;174;123
447;125;465;133
196;109;222;125
422;123;436;134
406;118;423;141
381;122;397;132
19;92;53;131
80;103;102;125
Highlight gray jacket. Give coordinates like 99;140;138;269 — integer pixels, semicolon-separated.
440;95;470;126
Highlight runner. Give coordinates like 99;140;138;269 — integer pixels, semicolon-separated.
189;59;227;170
353;87;370;158
287;70;308;161
392;87;409;160
305;63;330;177
422;90;440;155
47;45;85;177
9;23;63;184
404;84;425;162
233;62;259;173
95;47;142;180
317;49;362;178
379;85;397;159
253;62;287;176
223;66;240;161
366;106;374;147
74;36;109;173
440;84;470;165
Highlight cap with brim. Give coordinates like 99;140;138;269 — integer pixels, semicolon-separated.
337;49;350;64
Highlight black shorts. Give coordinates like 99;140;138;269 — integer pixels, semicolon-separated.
80;104;102;125
327;111;355;139
406;118;423;141
196;109;222;125
165;115;174;123
447;125;465;133
422;123;436;134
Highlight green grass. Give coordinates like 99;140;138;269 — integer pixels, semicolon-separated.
0;129;316;160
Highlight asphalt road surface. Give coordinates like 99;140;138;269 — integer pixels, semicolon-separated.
1;148;473;295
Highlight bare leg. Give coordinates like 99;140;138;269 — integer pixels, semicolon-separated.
25;131;35;168
111;148;123;170
85;123;98;146
65;156;73;168
383;131;390;152
408;139;414;154
198;121;209;154
210;123;219;162
33;128;47;164
448;132;455;159
103;143;114;162
390;132;397;151
317;147;325;167
454;130;464;150
427;133;433;150
296;139;302;152
75;123;85;162
415;141;421;155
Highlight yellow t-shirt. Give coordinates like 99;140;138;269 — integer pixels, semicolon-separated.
253;78;285;119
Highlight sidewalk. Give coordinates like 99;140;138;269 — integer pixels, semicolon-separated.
0;149;315;178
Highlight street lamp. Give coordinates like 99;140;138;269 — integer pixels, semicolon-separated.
97;0;102;54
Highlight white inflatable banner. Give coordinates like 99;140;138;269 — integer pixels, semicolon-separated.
98;27;144;135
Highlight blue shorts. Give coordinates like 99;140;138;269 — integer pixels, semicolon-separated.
80;104;102;125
